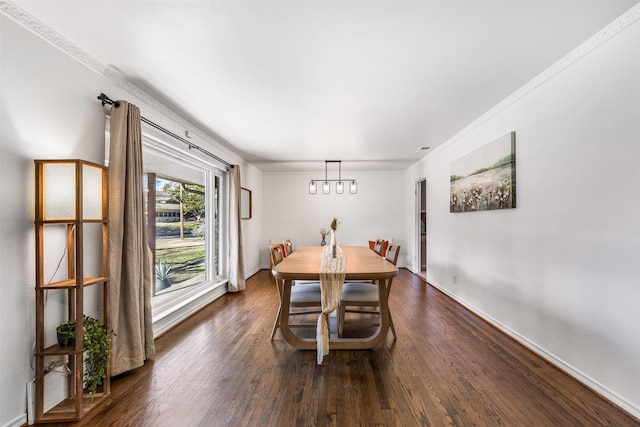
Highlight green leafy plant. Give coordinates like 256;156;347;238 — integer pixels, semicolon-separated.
155;260;175;280
55;315;114;398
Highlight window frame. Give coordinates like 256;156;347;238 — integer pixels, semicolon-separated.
141;127;228;272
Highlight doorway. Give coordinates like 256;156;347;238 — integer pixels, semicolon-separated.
416;179;427;280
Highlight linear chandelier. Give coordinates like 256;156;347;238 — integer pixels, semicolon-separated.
309;160;357;195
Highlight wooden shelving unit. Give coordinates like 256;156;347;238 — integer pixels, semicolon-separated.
34;159;110;423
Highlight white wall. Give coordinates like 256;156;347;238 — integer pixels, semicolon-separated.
261;171;406;267
3;3;638;426
405;15;640;417
0;14;261;427
242;163;263;277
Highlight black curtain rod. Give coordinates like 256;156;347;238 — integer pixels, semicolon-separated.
98;93;231;169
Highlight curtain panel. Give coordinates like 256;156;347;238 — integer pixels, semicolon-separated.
228;165;246;292
108;100;155;376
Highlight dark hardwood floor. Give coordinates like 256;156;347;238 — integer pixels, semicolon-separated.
40;269;638;426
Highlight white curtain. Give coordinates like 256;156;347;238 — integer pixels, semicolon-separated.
228;165;246;292
108;101;155;376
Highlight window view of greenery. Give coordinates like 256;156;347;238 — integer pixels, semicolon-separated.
145;174;207;296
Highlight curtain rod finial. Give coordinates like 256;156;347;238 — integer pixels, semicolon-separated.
97;93;120;108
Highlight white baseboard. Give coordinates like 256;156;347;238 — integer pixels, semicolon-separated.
427;279;640;420
1;414;26;427
245;267;262;279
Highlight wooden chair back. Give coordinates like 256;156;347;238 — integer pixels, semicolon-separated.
385;244;400;266
283;239;294;257
269;243;285;267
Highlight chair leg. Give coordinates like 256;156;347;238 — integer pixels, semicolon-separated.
270;305;281;341
338;302;346;338
389;310;397;340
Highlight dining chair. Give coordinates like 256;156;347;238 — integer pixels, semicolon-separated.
338;244;400;339
371;239;390;257
283;239;294;257
269;244;322;341
268;243;283;283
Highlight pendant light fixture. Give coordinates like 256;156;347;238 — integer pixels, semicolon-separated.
309;161;357;195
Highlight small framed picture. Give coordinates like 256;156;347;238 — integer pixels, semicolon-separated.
241;187;252;219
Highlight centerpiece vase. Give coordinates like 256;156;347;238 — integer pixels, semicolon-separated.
330;230;336;258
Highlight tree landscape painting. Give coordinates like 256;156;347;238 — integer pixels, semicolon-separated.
450;132;516;213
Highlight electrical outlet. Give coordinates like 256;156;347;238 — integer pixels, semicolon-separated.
46;360;65;372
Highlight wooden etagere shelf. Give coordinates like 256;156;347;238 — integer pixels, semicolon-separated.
33;159;110;423
39;276;108;290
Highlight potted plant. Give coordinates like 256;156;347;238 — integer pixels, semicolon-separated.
56;320;76;348
155;260;175;291
55;315;114;397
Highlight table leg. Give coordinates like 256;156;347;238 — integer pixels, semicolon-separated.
278;278;392;350
279;279;316;349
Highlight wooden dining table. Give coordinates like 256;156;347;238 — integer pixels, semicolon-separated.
271;245;398;350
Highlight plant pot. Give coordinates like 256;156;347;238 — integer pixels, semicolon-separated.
57;332;75;348
156;278;172;291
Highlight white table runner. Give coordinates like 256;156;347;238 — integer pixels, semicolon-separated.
317;245;345;364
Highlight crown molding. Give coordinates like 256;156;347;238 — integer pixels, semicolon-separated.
492;3;640;116
0;0;241;164
0;1;110;73
416;2;640;161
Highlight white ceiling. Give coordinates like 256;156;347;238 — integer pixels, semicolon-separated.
11;1;637;171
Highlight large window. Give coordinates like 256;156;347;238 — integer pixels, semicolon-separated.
145;174;209;295
140;131;226;305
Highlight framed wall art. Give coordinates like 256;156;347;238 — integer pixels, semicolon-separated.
450;132;516;213
241;187;252;219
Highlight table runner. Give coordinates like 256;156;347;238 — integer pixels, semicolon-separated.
317;245;345;364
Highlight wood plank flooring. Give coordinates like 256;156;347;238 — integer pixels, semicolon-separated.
39;269;639;426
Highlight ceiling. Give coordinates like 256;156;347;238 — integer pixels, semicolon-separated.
11;1;637;171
